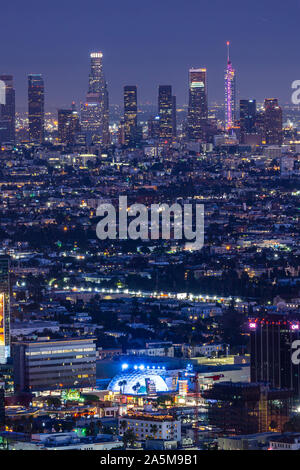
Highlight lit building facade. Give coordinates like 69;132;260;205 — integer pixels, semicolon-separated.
0;75;15;144
119;412;181;441
203;381;292;434
239;99;256;142
12;338;96;393
28;74;44;143
158;85;174;141
264;98;283;145
58;108;80;145
187;68;207;140
0;256;10;364
250;315;300;395
124;85;137;146
108;368;169;395
80;52;109;145
225;42;236;131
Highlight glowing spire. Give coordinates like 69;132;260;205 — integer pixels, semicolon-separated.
226;41;230;64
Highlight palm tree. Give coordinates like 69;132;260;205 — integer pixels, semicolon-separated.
120;420;127;433
118;380;127;394
122;429;136;449
150;424;158;437
132;382;141;394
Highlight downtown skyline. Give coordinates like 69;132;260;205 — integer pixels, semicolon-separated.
0;0;299;108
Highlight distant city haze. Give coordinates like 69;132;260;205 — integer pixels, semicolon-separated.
0;0;299;108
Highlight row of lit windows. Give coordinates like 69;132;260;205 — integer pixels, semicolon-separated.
25;347;95;356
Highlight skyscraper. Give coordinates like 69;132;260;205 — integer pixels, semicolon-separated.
250;315;300;395
187;68;207;140
172;95;177;138
158;85;174;141
225;42;236;131
147;115;160;140
28;74;44;143
0;75;15;144
240;99;256;143
124;85;137;146
264;98;283;145
0;257;10;364
58;107;80;146
81;52;109;145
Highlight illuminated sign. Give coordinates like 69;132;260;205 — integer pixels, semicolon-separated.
249;322;257;329
90;52;103;58
61;389;84;402
178;379;188;397
145;378;156;395
0;294;4;347
190;81;204;88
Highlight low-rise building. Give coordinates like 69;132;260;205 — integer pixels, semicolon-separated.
119;412;181;441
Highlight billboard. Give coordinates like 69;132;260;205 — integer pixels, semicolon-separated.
0;294;4;346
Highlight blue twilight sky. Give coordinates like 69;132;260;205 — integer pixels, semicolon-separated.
1;0;300;109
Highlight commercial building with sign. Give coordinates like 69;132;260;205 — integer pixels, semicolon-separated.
12;337;96;393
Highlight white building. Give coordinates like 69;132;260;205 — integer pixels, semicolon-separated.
269;435;300;451
119;413;181;442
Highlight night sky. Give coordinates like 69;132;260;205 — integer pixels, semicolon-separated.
1;0;299;109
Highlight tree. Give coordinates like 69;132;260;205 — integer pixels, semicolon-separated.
120;420;127;433
150;424;158;437
122;429;136;448
283;416;300;432
132;382;141;394
46;396;61;408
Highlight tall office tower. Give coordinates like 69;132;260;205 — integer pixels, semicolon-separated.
147;115;160;139
172;95;177;137
250;315;300;396
239;99;256;142
225;42;236;131
58;107;80;145
0;257;10;364
158;85;174;141
28;74;44;143
264;98;283;145
187;68;208;140
118;119;126;146
81;52;110;145
0;75;15;144
124;85;137;146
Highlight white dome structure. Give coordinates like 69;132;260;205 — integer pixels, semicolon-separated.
108;368;169;395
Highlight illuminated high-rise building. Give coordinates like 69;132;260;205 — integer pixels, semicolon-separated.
172;95;177;137
250;315;300;396
0;75;15;144
124;85;137;146
147;115;160;139
225;42;236;131
264;98;283;145
28;74;44;143
187;68;207;140
158;85;174;141
58;107;80;145
81;52;110;145
240;99;256;143
0;257;10;364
